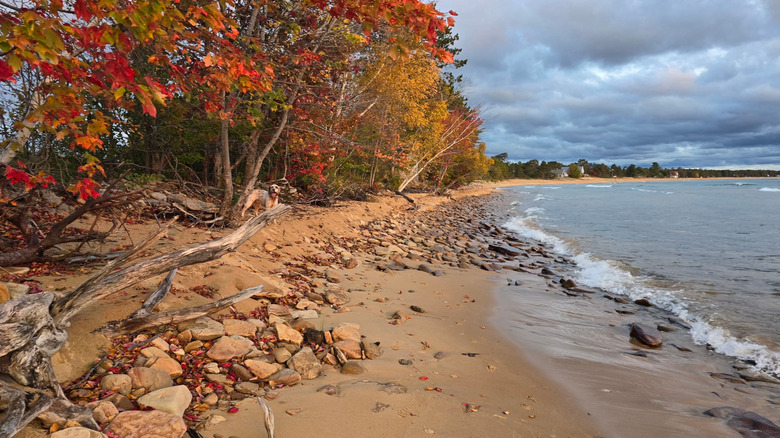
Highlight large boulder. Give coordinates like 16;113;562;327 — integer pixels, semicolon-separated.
104;410;187;438
137;385;192;417
206;335;254;361
128;367;173;392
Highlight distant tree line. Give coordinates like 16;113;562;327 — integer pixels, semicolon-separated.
487;155;780;180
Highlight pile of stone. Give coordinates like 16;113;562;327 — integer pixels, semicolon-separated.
59;315;380;437
352;195;568;278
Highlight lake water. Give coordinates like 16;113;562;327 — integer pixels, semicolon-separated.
500;178;780;377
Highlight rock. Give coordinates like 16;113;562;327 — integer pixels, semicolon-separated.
0;284;9;304
204;373;233;386
104;410;187;438
540;267;556;276
140;346;170;359
177;317;224;341
398;359;413;366
362;341;383;359
657;324;676;332
244;359;281;379
202;362;220;374
148;356;184;379
344;257;359;269
182;198;217;212
560;278;577;289
704;406;747;419
0;282;29;299
668;316;692;329
268;368;302;387
102;393;135;411
176;330;192;345
488;243;523;257
128;367;173;392
737;370;780;384
50;427;107;438
235;382;262;395
629;323;663;347
229;363;253;381
223;319;258;337
184;340;204;353
417;264;435;274
391;310;409;324
634;298;653;307
205;415;227;429
137;385;192;417
410;305;425;313
150;337;170;352
275;324;303;346
272;347;293;363
325;290;350;306
331;323;361;343
704;407;780;437
340;361;366;375
100;374;132;395
203;393;219;406
333;340;362;359
207;335;254;361
287;347;323;379
87;400;119;424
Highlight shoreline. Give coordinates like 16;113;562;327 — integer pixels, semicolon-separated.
17;188;600;437
12;183;778;437
485;175;779;188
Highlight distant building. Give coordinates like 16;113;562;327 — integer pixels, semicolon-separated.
670;171;679;178
552;168;569;178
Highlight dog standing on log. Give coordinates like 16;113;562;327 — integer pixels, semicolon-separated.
240;184;281;217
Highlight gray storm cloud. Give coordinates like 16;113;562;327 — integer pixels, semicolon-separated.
436;0;780;169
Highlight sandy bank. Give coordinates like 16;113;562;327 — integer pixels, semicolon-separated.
16;187;598;437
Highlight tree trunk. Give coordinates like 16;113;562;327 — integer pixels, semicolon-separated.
218;91;234;219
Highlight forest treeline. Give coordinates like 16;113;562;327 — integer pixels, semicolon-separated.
1;0;488;220
487;155;780;180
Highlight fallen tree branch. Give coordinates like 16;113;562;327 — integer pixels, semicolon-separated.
102;285;264;336
52;204;291;325
128;268;178;320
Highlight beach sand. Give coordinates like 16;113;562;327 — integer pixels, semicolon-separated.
11;177;779;437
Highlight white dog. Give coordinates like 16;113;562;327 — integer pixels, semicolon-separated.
240;184;281;217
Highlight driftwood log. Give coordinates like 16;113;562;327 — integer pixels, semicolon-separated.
0;204;291;437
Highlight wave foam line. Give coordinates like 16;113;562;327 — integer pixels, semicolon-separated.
503;215;780;377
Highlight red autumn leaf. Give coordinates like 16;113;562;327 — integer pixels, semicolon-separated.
0;60;15;82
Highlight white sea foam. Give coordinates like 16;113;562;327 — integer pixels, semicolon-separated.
585;184;613;188
631;187;674;194
533;194;549;202
759;187;780;192
503;212;780;377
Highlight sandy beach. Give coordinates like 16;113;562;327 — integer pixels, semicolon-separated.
10;177;779;437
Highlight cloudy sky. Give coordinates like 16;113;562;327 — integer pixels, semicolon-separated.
435;0;780;169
